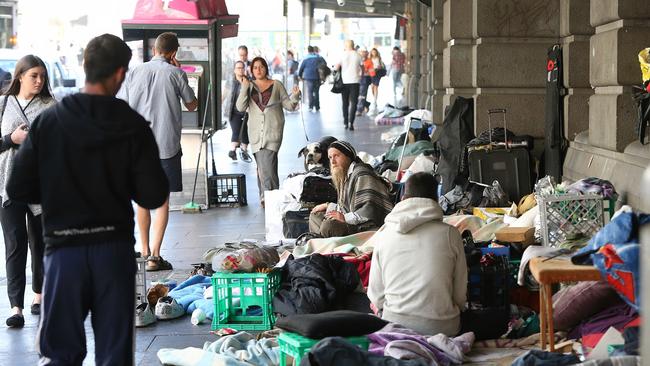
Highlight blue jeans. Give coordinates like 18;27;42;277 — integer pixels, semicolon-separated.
37;241;136;366
305;79;321;110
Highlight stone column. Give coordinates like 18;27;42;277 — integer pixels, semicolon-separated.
560;0;594;141
588;0;650;151
430;0;445;119
472;0;560;137
442;0;474;122
405;1;428;109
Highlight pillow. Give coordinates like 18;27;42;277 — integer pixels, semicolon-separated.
275;310;387;339
553;281;621;331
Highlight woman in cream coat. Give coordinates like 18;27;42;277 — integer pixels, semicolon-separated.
236;57;300;206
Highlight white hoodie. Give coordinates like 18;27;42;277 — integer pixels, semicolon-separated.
367;197;467;336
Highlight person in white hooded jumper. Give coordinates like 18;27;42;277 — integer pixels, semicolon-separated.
367;172;467;336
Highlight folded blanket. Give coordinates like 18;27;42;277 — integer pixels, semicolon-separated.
292;231;376;257
157;332;279;366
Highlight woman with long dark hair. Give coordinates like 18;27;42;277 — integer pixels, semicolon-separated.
225;60;251;162
236;57;300;207
0;55;55;327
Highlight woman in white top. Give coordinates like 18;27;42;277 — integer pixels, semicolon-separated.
337;40;362;130
0;55;56;328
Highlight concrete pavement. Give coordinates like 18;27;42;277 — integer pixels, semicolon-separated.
0;88;403;365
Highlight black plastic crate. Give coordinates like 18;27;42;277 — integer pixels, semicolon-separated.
208;174;247;207
467;256;510;308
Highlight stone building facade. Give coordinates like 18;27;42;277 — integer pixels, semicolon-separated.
405;0;650;210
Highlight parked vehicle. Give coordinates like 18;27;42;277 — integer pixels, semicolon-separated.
0;48;81;100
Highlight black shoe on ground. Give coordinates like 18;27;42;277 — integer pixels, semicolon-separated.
240;150;252;163
228;150;237;161
349;124;355;131
6;314;24;328
30;303;40;315
344;123;349;130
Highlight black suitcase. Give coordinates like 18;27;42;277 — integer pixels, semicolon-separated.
468;109;532;202
282;210;311;239
299;176;337;204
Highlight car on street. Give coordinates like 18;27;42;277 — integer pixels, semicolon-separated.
0;48;82;100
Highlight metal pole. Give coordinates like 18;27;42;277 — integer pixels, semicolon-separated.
303;0;312;47
285;0;289;87
413;1;421;107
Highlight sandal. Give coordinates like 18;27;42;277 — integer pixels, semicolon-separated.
146;256;173;271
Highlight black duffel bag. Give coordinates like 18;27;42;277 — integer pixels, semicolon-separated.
300;176;337;204
283;210;311;239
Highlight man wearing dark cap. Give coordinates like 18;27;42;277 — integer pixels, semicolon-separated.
309;140;394;237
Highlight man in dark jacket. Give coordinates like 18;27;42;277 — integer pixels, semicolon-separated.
298;45;326;112
7;34;168;365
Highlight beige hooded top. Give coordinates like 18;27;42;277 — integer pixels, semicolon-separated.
367;197;467;336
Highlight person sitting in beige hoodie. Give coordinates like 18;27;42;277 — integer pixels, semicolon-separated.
367;172;467;336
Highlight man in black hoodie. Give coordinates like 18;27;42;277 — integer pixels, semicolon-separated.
7;34;168;365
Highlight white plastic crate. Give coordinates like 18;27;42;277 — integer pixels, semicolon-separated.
135;257;147;304
537;193;605;247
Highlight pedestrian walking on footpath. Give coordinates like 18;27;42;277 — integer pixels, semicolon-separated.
336;40;362;130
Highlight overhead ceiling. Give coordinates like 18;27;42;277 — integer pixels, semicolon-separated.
310;0;408;18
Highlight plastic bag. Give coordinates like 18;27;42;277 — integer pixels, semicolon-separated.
209;242;280;273
639;48;650;83
480;180;509;207
534;175;557;196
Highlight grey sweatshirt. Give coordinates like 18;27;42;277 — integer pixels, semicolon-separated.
0;95;55;206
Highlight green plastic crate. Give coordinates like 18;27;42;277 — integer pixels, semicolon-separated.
211;269;281;331
278;331;369;366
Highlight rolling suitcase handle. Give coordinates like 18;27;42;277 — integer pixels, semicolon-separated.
487;108;509;150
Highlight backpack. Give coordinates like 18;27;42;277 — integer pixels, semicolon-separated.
318;62;331;84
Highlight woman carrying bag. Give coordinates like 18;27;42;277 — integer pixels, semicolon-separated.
236;57;300;207
0;55;56;328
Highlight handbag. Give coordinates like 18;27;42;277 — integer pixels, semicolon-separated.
375;67;387;78
331;69;344;94
282;210;311;239
300;176;337;204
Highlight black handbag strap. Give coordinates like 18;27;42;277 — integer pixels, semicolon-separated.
0;95;8;121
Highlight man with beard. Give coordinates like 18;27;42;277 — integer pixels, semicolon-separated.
309;140;393;237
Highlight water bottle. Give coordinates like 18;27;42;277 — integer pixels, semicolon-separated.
191;308;206;325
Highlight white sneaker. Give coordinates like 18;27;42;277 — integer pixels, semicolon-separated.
135;302;156;327
155;296;185;320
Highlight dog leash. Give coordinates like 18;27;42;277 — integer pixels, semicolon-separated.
297;84;311;142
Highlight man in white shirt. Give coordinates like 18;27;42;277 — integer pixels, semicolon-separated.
119;32;197;271
337;40;362;130
367;172;467;336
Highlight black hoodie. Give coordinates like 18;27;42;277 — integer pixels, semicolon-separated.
7;93;168;251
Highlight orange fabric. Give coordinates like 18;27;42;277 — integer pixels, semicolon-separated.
363;58;376;77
